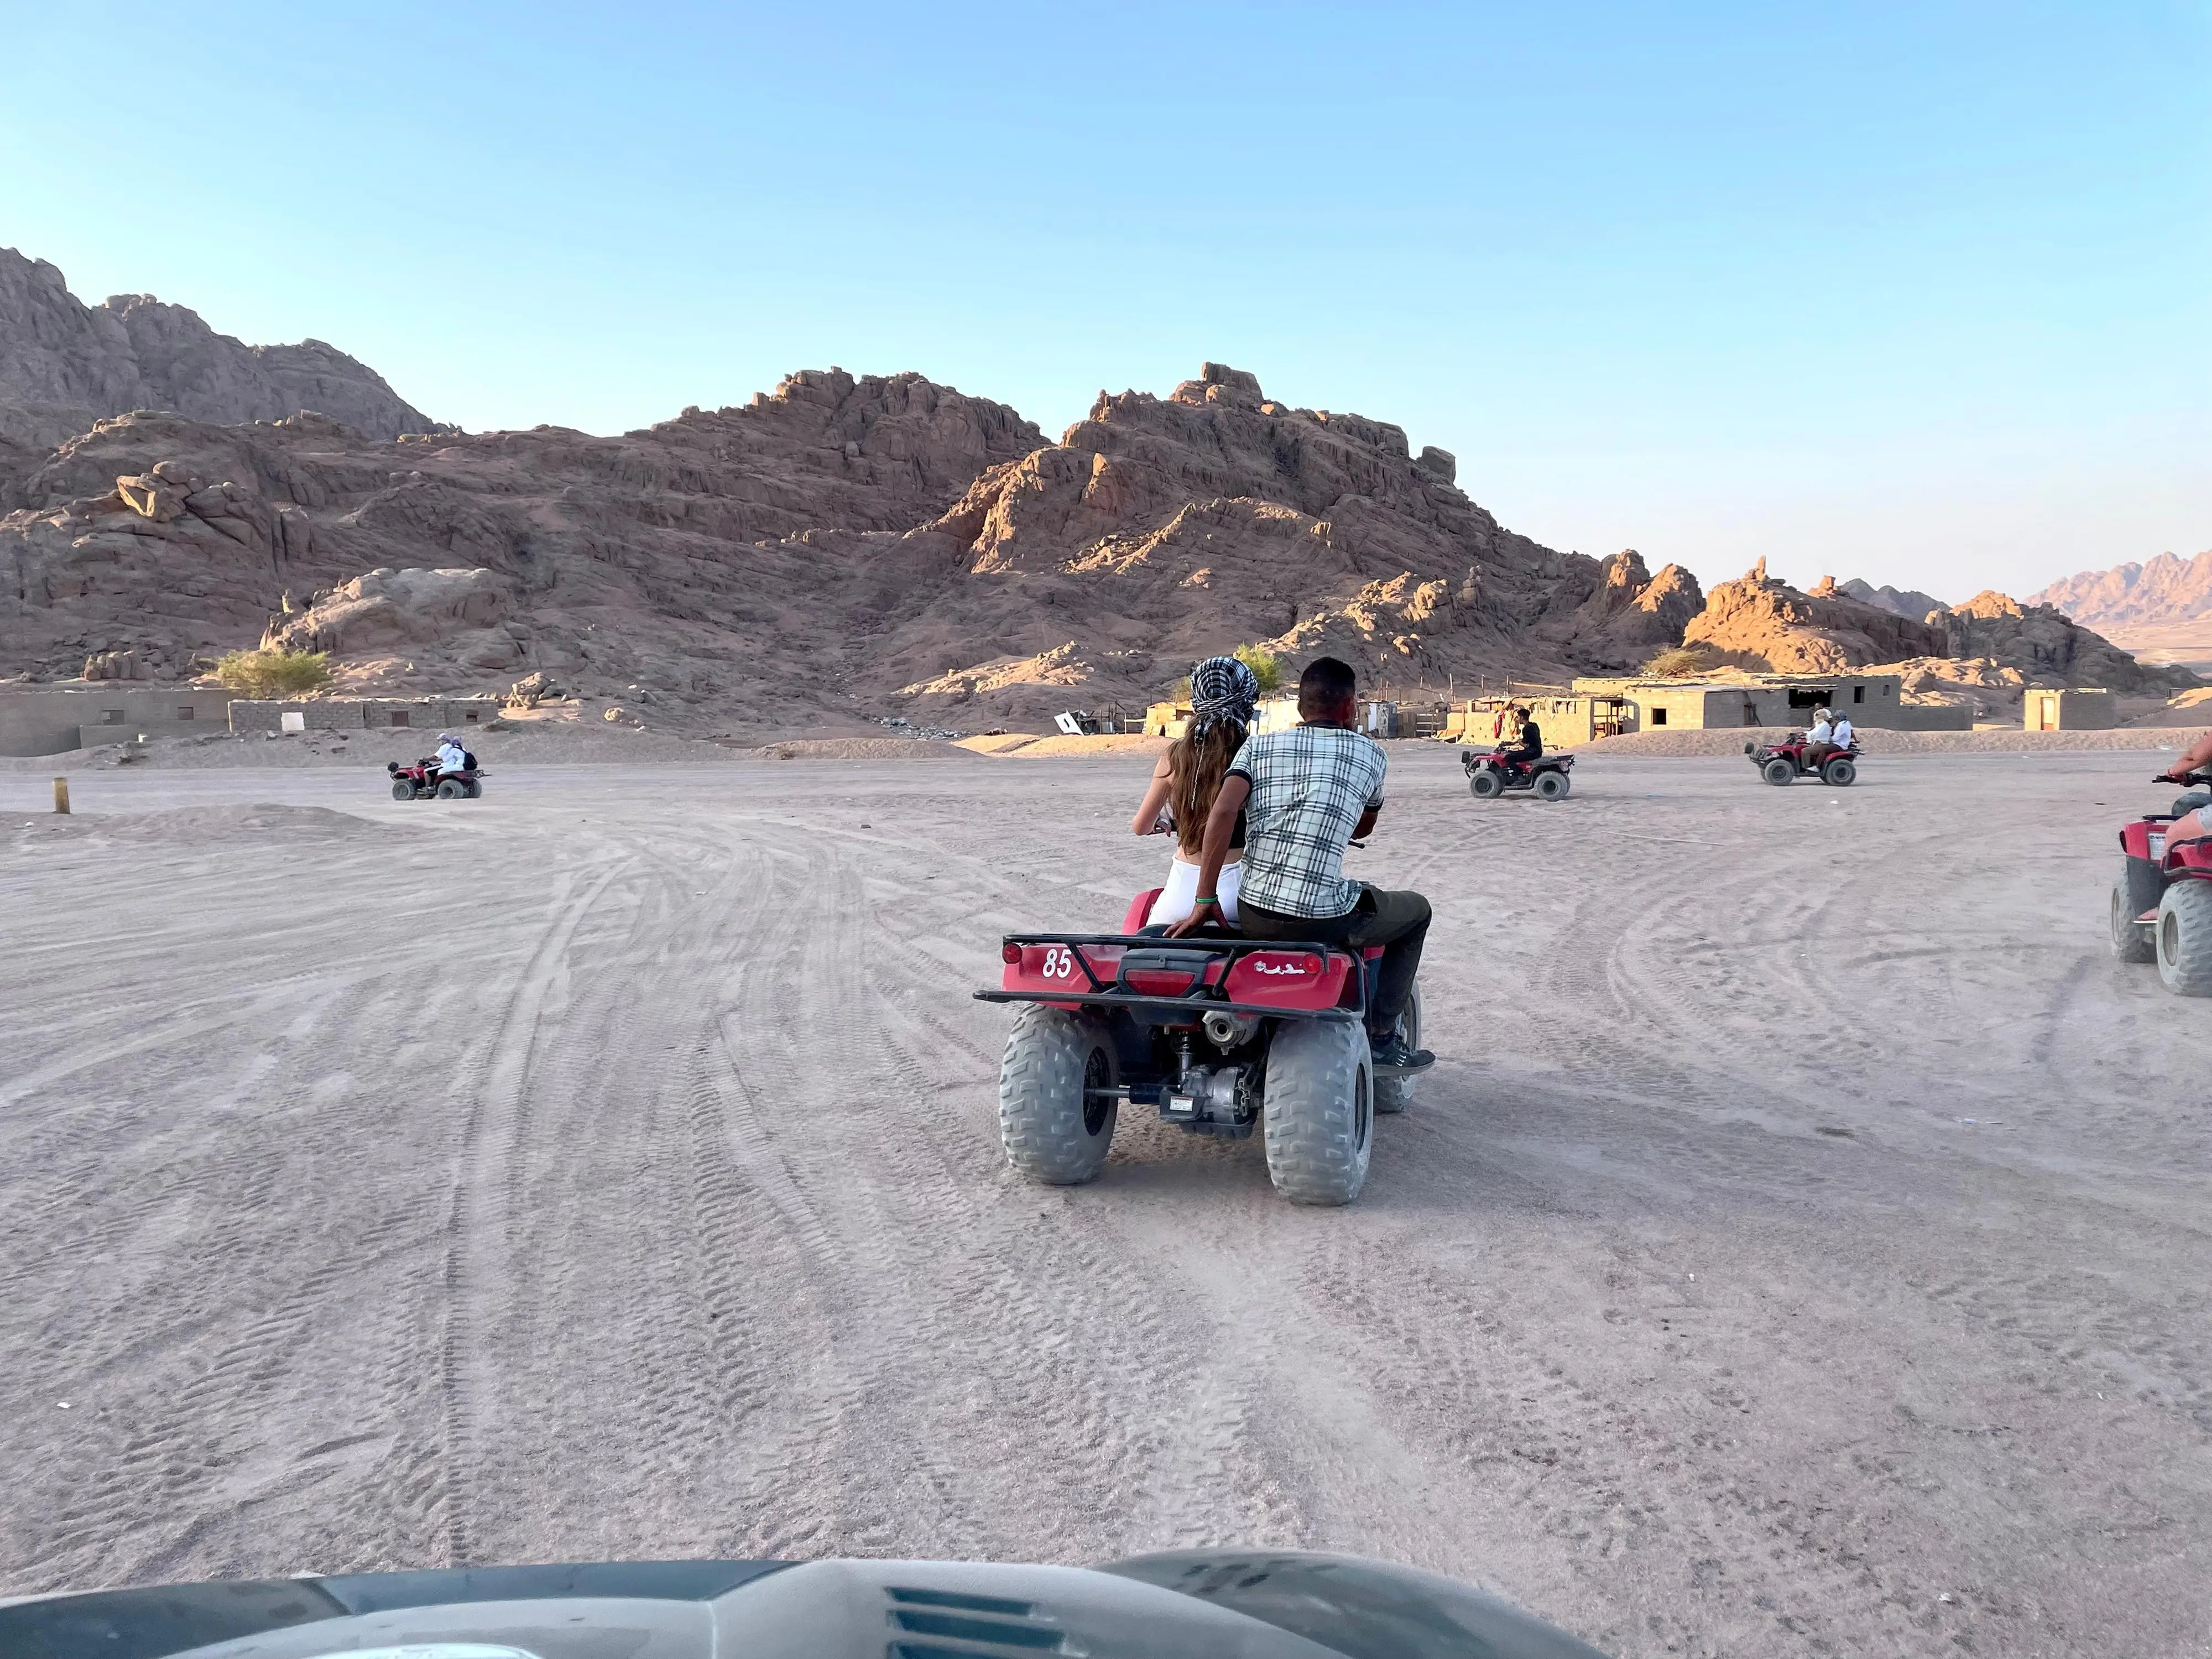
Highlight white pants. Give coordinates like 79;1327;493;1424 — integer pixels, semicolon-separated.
1148;857;1241;927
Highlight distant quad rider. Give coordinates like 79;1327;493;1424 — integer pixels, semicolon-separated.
1167;655;1434;1074
1495;705;1542;773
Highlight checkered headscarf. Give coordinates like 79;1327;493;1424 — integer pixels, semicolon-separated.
1190;655;1259;739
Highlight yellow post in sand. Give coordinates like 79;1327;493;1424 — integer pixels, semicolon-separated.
53;777;70;814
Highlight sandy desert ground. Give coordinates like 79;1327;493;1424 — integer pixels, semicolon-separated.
3;748;2209;1657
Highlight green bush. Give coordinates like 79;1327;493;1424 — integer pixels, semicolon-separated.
1640;642;1723;679
1232;643;1285;696
213;648;333;698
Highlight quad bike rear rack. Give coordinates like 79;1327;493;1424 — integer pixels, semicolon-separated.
974;931;1365;1022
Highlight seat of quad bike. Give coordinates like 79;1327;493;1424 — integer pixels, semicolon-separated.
1120;886;1247;938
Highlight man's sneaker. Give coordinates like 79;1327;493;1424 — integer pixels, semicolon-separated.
1368;1033;1434;1074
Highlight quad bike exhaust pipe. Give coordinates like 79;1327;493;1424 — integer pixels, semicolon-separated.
1202;1010;1257;1048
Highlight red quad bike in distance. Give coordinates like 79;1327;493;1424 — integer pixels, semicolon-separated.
975;890;1423;1206
387;757;487;800
1463;747;1575;800
1745;733;1860;787
2111;767;2212;994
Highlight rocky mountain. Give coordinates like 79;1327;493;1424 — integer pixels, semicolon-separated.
4;254;2180;735
2026;550;2212;630
1930;589;2189;693
1839;577;1946;623
0;367;1046;724
6;359;1678;730
0;249;441;449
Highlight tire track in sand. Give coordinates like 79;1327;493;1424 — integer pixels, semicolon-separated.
432;855;625;1566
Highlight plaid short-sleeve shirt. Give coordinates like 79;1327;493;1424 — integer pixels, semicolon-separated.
1226;724;1388;918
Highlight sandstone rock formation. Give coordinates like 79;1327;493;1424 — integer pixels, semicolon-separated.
1933;590;2190;693
264;567;515;667
1682;564;1949;673
1535;550;1704;669
0;248;442;445
869;362;1613;721
2026;550;2212;629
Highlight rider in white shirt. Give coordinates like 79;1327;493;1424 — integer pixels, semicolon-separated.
434;734;469;779
1830;714;1854;749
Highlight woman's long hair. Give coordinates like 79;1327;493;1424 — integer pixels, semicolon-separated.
1168;718;1248;857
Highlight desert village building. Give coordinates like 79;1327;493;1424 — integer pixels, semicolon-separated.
0;686;502;755
2022;687;2115;731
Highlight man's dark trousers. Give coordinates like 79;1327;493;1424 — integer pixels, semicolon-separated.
1237;885;1429;1036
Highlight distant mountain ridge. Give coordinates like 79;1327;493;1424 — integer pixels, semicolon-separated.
0;248;442;448
2027;551;2212;630
1839;577;1946;623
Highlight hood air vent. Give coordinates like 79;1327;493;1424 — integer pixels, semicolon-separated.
885;1586;1071;1657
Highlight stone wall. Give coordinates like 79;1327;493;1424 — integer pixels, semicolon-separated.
225;697;501;735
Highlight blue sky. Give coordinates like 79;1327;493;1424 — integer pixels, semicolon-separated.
2;1;2203;599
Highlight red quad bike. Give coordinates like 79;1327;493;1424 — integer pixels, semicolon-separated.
974;890;1424;1206
1745;733;1860;787
1463;747;1575;801
387;757;487;800
2111;768;2212;994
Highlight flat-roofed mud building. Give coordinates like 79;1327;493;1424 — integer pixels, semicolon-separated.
1567;672;1965;731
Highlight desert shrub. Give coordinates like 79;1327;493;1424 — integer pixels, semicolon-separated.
1232;643;1286;696
213;648;333;698
1640;641;1723;679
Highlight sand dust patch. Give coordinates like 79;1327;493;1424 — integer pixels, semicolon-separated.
7;802;409;847
747;738;984;761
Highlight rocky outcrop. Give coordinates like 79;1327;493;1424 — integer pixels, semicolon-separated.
884;362;1601;719
1840;578;1947;623
264;567;517;668
0;248;442;444
1935;590;2192;693
1535;550;1704;668
1682;564;1949;673
2026;550;2212;629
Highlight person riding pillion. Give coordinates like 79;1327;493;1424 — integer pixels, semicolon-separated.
1167;655;1435;1074
1129;655;1259;927
434;732;469;780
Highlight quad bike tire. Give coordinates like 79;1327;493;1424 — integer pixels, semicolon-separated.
465;778;483;799
2156;880;2212;996
434;778;467;800
1822;757;1857;786
1534;770;1569;801
2173;790;2211;818
2111;866;2159;963
998;1005;1118;1183
1468;767;1504;800
1762;758;1796;786
1262;1019;1373;1206
1373;981;1423;1115
391;780;417;801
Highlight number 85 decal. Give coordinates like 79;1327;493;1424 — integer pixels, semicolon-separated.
1041;946;1078;979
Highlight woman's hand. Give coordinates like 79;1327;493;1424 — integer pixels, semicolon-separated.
1164;900;1214;938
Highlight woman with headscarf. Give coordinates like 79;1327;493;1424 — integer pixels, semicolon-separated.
1129;654;1260;927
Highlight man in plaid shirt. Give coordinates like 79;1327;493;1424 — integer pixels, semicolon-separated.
1168;656;1434;1073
